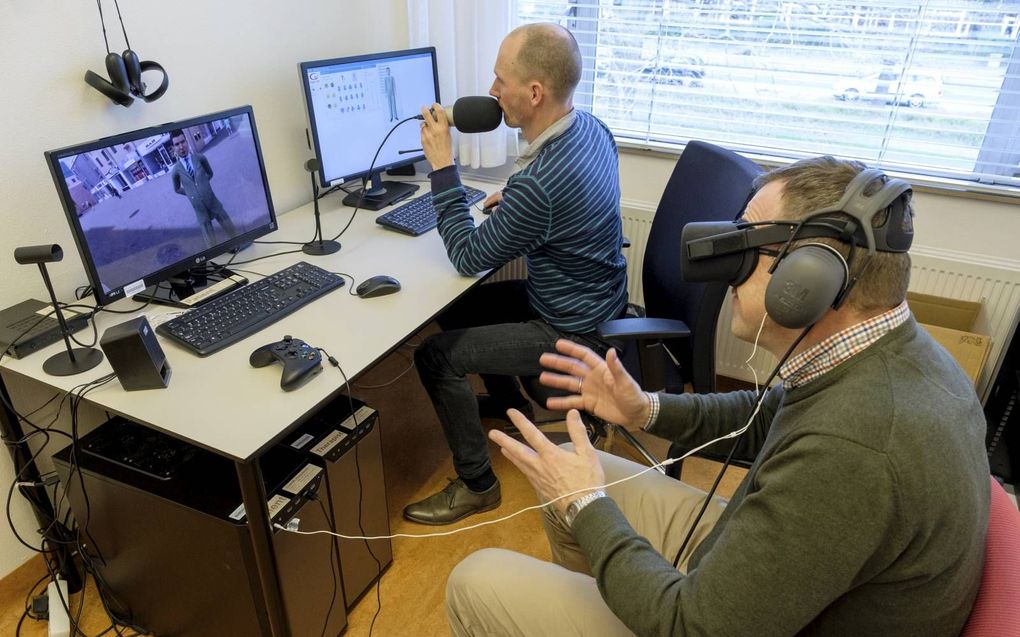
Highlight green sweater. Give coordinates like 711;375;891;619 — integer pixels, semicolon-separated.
572;319;989;636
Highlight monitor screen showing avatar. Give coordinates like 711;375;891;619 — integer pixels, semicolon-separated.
46;106;276;305
300;47;439;188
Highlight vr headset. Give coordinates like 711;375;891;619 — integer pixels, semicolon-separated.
680;169;913;328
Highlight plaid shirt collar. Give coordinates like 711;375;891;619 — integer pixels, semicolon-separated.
780;300;911;390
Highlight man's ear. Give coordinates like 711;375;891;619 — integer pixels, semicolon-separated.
529;81;544;107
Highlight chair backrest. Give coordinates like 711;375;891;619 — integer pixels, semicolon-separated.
643;141;763;393
960;477;1020;637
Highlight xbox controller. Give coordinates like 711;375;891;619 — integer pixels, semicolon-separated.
249;335;323;391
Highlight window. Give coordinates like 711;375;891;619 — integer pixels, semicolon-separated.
518;0;1020;195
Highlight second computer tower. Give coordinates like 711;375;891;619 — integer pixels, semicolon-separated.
280;396;393;607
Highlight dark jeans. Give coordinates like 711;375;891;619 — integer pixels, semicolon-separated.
415;280;613;480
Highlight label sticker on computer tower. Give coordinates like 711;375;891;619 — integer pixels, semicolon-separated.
282;464;323;495
341;405;376;431
311;429;347;456
290;434;315;450
267;495;291;520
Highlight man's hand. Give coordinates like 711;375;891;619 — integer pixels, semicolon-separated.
540;339;651;430
489;409;605;513
420;103;453;171
482;191;503;210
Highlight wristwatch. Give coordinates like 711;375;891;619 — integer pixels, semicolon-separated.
564;490;607;528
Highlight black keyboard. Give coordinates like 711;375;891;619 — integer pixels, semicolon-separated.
157;262;344;356
375;185;487;236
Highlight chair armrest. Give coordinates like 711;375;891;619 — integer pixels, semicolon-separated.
596;317;691;341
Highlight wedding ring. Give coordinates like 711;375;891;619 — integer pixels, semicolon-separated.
577;377;584;394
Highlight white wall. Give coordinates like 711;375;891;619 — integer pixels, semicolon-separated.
0;0;408;578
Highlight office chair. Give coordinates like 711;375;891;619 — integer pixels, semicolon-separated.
960;477;1020;637
594;140;764;476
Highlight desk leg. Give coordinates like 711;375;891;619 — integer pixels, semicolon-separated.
236;460;291;637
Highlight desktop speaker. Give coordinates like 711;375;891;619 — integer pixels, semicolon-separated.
100;317;172;391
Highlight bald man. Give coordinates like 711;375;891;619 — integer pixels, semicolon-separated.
406;23;628;526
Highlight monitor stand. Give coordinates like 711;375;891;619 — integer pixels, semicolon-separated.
341;172;418;211
132;265;248;309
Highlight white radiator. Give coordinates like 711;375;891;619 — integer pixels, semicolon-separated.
491;208;1020;400
618;207;1020;400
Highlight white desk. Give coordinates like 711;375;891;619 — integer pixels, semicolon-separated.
0;178;497;636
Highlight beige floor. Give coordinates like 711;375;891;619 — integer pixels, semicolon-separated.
0;337;748;637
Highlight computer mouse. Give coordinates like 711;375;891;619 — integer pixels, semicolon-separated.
356;275;401;298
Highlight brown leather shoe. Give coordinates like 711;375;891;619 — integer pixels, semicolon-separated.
403;478;501;525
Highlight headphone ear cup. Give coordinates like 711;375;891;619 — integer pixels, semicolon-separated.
121;49;143;95
103;52;131;93
765;245;848;329
84;69;135;107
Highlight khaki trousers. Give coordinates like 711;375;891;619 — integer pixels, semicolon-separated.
445;448;728;636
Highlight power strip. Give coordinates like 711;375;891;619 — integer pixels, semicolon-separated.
47;579;69;637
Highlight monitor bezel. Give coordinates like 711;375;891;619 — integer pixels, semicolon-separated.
43;105;278;307
298;47;440;189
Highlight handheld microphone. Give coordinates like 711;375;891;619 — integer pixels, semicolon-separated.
417;96;503;133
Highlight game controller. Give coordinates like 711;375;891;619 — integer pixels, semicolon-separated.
249;335;323;391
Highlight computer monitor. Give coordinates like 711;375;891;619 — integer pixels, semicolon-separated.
299;47;440;210
44;105;277;307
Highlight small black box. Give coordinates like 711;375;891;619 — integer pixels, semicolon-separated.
99;316;171;391
0;299;89;360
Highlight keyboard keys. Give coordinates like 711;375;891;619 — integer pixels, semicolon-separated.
376;185;486;236
156;262;344;357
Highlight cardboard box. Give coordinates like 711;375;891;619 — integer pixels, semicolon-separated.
907;292;990;386
906;292;981;332
916;324;990;386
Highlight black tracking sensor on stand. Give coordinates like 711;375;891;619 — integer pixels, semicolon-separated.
14;244;105;376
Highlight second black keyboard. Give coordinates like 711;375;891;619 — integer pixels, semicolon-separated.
376;185;487;236
157;262;345;356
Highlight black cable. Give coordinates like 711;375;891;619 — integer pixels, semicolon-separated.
329;272;361;296
111;0;131;49
6;430;58;553
328;115;420;243
94;0;109;53
222;248;306;267
354;421;384;637
318;349;384;636
59;374;149;636
316;498;339;637
671;325;814;569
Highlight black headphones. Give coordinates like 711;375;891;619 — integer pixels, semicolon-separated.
682;168;914;329
84;0;168;107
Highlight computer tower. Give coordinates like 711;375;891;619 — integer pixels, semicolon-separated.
280;396;393;607
52;417;347;637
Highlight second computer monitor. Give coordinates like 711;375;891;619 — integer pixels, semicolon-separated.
299;47;440;209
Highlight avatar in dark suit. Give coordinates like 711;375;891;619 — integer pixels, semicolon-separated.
171;129;237;248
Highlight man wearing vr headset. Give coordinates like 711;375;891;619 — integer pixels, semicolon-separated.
446;157;989;636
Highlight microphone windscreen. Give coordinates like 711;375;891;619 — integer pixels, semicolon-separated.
304;158;320;173
450;96;503;133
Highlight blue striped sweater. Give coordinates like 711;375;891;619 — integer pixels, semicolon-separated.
430;110;628;334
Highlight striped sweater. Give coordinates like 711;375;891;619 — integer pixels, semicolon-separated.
429;110;628;334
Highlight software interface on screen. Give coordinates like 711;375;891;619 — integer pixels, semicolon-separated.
304;50;438;185
54;112;273;299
